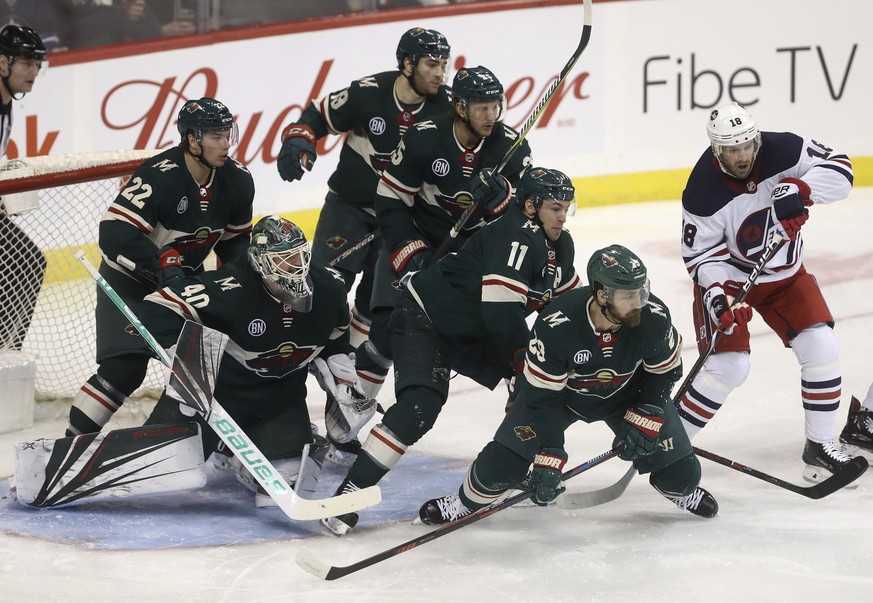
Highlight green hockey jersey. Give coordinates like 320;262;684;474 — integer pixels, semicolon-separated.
376;114;532;254
140;259;352;405
99;145;254;281
299;70;452;208
406;203;579;363
519;287;683;444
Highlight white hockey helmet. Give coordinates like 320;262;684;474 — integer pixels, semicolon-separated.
707;102;761;169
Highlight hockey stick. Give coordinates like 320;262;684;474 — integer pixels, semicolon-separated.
328;229;380;266
674;231;785;401
431;0;593;261
295;444;622;581
556;465;636;510
74;250;381;520
693;447;867;499
559;231;786;509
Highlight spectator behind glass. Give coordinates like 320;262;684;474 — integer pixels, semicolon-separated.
68;0;193;49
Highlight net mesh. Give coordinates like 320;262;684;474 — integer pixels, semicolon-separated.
0;150;167;401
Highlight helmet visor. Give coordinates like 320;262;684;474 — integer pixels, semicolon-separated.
604;279;651;311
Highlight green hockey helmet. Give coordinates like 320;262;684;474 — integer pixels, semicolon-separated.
516;167;576;211
0;25;46;62
452;65;504;103
586;245;650;308
248;216;313;311
396;27;450;70
177;97;238;146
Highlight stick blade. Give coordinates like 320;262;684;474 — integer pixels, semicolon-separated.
557;465;636;510
805;456;869;499
283;485;382;521
295;546;334;580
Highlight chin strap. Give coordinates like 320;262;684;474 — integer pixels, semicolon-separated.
598;302;622;326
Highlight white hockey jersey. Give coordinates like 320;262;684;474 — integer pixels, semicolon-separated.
681;132;853;290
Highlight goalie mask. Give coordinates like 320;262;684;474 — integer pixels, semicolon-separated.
587;245;650;324
516;167;576;216
248;216;314;312
707;102;761;178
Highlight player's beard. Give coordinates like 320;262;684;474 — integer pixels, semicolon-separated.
607;304;642;328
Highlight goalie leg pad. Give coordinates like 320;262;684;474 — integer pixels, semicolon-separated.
252;442;328;507
14;423;206;507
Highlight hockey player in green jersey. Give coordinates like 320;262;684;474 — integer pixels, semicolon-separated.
321;167;578;535
277;27;452;464
276;27;452;347
139;216;376;505
354;64;532;410
418;245;719;526
66;97;255;437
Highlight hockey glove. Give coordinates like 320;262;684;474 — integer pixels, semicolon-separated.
703;283;752;335
154;246;185;288
504;348;526;413
277;123;317;181
310;353;376;443
389;239;433;280
528;448;568;505
613;403;665;461
771;177;812;241
470;168;512;216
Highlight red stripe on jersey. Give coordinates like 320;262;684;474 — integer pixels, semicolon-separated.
526;363;565;385
482;277;527;296
157;289;196;319
106;206;150;233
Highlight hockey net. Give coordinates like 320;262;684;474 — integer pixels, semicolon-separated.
0;150;167;402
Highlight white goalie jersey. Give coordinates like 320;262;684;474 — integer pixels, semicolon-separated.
681;131;853;291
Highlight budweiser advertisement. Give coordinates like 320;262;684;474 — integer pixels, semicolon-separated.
7;0;871;217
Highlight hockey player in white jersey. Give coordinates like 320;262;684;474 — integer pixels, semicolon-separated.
677;102;856;483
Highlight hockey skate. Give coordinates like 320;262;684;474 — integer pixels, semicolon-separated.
802;438;858;488
417;492;473;526
658;486;718;518
839;396;873;454
320;478;361;536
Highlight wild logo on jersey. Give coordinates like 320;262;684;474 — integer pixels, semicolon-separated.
244;342;316;378
173;227;223;268
567;368;635;399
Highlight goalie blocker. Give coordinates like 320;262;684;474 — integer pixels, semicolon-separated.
14;422;206;508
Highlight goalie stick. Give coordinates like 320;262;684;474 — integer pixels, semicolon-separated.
74;250;381;521
295;444;622;581
431;0;593;262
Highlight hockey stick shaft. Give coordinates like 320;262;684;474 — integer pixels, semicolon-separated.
74;250;381;520
328;229;380;266
693;446;867;499
432;0;593;261
295;444;622;581
673;231;785;401
561;231;786;509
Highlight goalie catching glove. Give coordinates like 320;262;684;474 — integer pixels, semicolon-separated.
613;403;665;461
310;353;376;443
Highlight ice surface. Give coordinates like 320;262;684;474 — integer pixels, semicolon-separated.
1;191;872;602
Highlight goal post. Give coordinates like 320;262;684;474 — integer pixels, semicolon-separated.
0;150;167;403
